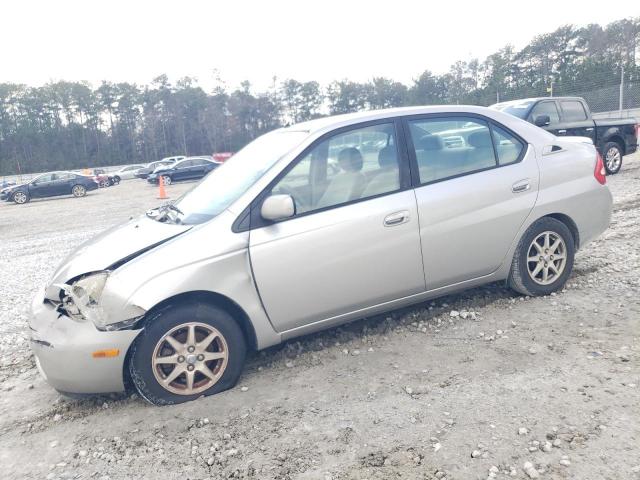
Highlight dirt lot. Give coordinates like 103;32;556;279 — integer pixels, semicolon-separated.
0;158;638;480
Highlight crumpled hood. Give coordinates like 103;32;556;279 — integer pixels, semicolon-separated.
47;215;191;292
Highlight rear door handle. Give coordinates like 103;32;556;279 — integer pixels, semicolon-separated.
384;211;409;227
512;180;530;193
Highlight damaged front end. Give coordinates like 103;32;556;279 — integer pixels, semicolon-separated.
51;271;146;331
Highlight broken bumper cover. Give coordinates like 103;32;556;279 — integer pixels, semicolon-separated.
29;291;142;394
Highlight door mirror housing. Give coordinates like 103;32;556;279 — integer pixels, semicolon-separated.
261;194;295;221
534;114;551;127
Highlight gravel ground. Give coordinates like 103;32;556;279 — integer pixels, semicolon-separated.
0;157;638;480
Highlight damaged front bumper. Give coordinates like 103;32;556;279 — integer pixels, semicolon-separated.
29;291;143;394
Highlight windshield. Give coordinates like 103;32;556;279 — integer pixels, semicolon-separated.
169;129;308;224
491;100;536;119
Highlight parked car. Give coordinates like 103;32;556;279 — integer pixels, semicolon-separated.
147;157;220;185
135;156;186;179
29;106;612;404
92;169;114;188
490;96;638;174
2;171;99;204
212;152;233;162
112;165;144;183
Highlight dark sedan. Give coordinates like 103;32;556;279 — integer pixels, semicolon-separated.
147;157;220;185
1;171;99;204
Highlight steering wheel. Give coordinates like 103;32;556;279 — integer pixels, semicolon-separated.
276;185;308;211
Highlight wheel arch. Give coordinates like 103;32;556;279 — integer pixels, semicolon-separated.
122;290;258;393
542;213;580;250
602;135;625;155
134;290;258;351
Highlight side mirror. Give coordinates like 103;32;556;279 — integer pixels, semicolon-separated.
261;194;295;221
534;115;551;127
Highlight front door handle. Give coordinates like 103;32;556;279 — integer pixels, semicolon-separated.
512;180;530;193
384;211;409;227
557;129;567;134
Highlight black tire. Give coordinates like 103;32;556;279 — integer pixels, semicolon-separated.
72;184;87;197
602;141;623;175
508;217;575;296
112;176;121;184
129;302;246;406
12;190;29;204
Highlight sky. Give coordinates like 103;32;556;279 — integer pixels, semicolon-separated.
2;0;638;92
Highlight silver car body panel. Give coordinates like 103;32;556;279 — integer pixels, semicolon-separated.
249;190;425;332
29;105;613;394
415;145;540;289
97;210;281;349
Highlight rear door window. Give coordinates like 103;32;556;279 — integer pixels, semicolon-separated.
491;125;525;165
530;101;560;124
407;117;497;184
560;101;587;121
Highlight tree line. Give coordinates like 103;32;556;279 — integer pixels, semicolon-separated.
0;17;638;175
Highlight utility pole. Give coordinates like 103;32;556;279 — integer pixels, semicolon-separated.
619;64;624;115
496;91;500;103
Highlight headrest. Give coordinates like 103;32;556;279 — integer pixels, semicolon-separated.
338;147;363;172
418;134;443;151
378;145;397;168
468;131;492;148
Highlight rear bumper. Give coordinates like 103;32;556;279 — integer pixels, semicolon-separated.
29;291;141;394
577;185;613;248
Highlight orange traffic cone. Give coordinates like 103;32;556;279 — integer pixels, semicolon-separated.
157;175;168;200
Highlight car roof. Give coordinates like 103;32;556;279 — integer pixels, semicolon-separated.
280;105;532;136
491;96;585;108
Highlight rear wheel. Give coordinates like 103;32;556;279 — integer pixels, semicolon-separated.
13;191;29;204
509;217;575;296
602;141;623;175
129;302;246;405
72;184;87;197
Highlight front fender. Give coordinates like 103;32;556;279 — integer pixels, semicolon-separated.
99;211;281;350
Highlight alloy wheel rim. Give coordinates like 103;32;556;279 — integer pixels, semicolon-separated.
605;147;621;171
526;231;567;285
15;192;26;203
163;176;171;185
73;185;85;196
152;322;228;395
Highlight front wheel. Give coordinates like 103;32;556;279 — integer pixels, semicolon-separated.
602;142;623;175
508;217;575;296
13;191;29;204
111;176;121;185
162;175;172;185
129;302;246;405
72;184;87;197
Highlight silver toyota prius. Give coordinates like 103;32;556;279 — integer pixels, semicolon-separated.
30;106;612;405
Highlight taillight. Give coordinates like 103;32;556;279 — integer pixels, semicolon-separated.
594;152;606;185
